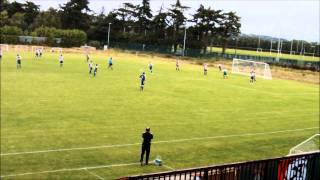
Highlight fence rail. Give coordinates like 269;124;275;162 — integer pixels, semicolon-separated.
121;152;320;180
110;42;320;71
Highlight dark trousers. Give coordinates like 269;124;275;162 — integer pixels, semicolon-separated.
140;144;151;164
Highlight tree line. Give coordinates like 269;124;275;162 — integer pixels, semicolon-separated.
0;0;318;56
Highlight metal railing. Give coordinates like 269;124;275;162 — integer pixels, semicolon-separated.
121;152;320;180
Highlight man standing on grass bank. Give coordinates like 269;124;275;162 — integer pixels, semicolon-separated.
16;54;22;69
140;127;153;166
140;72;146;91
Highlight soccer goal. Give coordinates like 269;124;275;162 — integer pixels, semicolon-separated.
256;48;263;53
31;46;44;52
0;44;9;51
232;58;272;80
14;45;29;52
289;134;320;155
51;47;63;53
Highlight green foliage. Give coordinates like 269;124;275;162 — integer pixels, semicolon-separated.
32;8;61;29
59;29;87;47
32;27;87;47
0;10;9;26
8;12;27;29
59;0;91;30
0;25;23;35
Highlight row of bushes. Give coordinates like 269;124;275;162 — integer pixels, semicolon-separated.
0;26;87;47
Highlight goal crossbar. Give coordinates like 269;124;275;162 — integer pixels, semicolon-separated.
232;58;272;80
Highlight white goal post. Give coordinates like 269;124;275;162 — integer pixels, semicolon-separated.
232;58;272;80
14;45;29;52
0;44;9;51
289;134;320;155
31;46;44;52
51;47;63;53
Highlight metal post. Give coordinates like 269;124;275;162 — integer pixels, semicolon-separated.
108;23;111;46
257;35;260;52
270;39;273;54
290;40;293;55
300;41;304;55
183;27;186;56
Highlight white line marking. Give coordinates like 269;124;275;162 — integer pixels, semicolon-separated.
2;109;318;138
84;169;105;180
1;127;318;156
163;165;175;171
0;162;140;178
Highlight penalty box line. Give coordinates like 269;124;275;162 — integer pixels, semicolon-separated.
0;162;140;178
1;127;318;156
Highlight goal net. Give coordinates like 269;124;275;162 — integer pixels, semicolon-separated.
232;58;272;80
31;46;44;52
289;134;320;155
14;45;29;52
51;47;63;53
0;44;9;51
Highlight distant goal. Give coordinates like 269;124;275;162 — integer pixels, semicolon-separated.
289;134;320;155
232;58;272;80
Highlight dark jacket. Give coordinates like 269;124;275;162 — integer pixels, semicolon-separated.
142;132;153;146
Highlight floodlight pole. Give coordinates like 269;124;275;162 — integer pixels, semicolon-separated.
270;39;273;54
257;35;261;52
290;40;293;55
183;26;187;56
108;23;111;47
300;41;304;55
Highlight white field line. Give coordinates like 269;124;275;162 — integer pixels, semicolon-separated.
84;169;105;180
2;109;318;138
0;162;140;178
1;127;318;156
163;165;175;171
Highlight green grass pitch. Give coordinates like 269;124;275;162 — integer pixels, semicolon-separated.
1;50;319;179
208;47;320;62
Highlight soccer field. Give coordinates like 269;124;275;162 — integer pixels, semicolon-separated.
208;47;320;62
1;50;319;179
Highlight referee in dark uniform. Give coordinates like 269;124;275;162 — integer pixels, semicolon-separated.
140;127;153;166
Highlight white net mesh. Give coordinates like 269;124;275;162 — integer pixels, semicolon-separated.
289;134;320;155
232;58;272;79
14;45;29;52
51;47;63;53
0;44;9;51
31;46;44;52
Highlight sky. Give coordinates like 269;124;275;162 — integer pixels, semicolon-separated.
14;0;320;42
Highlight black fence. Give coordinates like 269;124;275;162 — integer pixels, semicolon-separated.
121;152;320;180
110;42;320;71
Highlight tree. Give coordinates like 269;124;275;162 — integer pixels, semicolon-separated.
9;12;27;30
59;0;91;30
190;5;223;53
5;1;24;17
137;0;152;36
32;8;61;29
151;5;168;42
115;3;138;33
167;0;189;53
0;10;9;27
23;1;40;27
218;11;241;54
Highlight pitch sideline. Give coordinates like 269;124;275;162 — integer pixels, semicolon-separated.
1;127;318;156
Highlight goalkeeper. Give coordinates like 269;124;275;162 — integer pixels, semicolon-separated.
223;69;228;79
250;71;256;83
